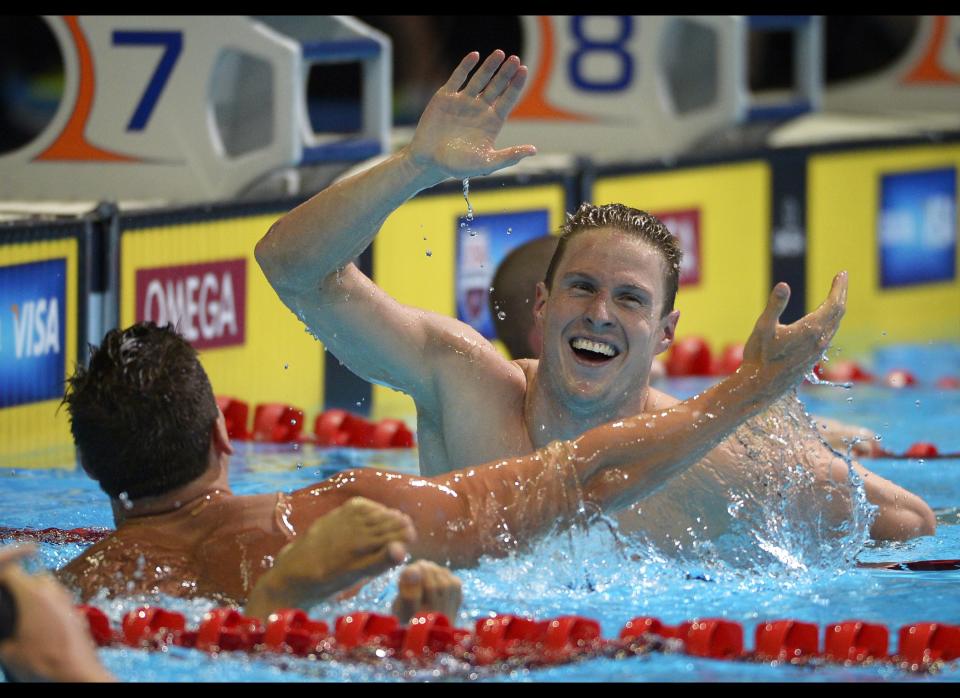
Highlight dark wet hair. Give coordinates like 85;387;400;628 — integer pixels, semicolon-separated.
543;203;683;317
63;322;218;500
489;235;559;359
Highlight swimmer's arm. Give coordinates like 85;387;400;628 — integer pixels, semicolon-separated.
851;461;935;540
578;275;848;512
255;50;533;300
255;51;534;401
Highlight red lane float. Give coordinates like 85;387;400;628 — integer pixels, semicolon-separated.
714;343;744;375
252;404;305;443
313;410;415;449
72;606;960;674
0;526;110;544
755;620;819;661
863;442;960;460
899;623;960;663
666;337;712;377
825;620;888;662
884;369;917;388
937;377;960;389
813;360;874;384
216;396;251;440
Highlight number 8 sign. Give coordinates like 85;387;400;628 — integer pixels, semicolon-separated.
503;16;747;164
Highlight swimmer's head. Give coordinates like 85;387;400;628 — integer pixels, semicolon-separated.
63;322;218;500
533;203;681;413
489;235;559;359
544;203;682;318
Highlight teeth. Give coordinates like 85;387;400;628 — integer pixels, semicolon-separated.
571;338;617;357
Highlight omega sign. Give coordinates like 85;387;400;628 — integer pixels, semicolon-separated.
135;259;246;349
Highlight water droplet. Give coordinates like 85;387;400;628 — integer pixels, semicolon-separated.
283;362;289;370
915;400;921;407
422;236;428;241
846;396;854;402
506;227;512;235
290;418;297;426
874;434;882;441
881;331;887;336
296;462;303;470
425;250;432;257
118;491;133;511
497;311;506;320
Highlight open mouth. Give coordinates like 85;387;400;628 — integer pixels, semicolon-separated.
570;337;620;365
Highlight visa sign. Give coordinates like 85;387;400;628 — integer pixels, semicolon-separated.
0;259;67;408
135;259;246;350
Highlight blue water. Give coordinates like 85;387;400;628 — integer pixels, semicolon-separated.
2;344;960;681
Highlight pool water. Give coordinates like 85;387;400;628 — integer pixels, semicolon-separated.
2;344;959;682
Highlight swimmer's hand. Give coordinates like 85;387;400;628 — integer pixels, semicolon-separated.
742;271;847;392
390;560;463;624
0;545;115;682
405;50;537;180
245;498;415;620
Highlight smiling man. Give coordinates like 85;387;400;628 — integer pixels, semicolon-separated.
257;50;934;543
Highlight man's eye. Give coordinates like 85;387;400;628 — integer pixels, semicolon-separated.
571;282;593;292
620;295;643;306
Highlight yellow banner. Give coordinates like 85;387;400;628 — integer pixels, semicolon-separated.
120;213;326;419
593;161;771;352
808;144;960;356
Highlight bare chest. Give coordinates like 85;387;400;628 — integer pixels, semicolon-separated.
416;375;534;476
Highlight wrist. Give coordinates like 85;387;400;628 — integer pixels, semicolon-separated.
396;146;447;192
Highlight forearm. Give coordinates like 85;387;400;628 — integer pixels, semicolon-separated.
575;363;792;512
255;148;443;298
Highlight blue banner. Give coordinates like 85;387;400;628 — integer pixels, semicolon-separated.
879;168;957;288
0;259;67;408
455;209;550;339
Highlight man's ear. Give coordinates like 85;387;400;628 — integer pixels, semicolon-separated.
533;281;549;328
212;408;234;457
656;309;680;355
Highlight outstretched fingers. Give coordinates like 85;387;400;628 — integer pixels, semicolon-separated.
443;51;480;93
755;282;791;337
480;54;520;104
807;271;848;346
463;50;506;97
493;64;530;119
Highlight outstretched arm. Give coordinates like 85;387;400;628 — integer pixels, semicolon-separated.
578;274;848;511
293;276;849;566
255;51;536;403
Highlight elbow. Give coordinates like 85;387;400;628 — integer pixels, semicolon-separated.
254;224;281;281
870;499;936;542
916;501;937;537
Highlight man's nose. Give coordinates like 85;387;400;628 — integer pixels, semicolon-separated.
584;292;615;327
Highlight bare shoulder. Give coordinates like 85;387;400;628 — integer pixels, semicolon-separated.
646;385;681;410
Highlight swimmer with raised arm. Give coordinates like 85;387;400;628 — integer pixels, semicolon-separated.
256;50;934;542
64;288;838;611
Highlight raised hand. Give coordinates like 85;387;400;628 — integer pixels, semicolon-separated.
742;271;848;391
406;50;537;180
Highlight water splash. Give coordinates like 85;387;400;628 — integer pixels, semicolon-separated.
619;392;874;578
462;178;475;236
